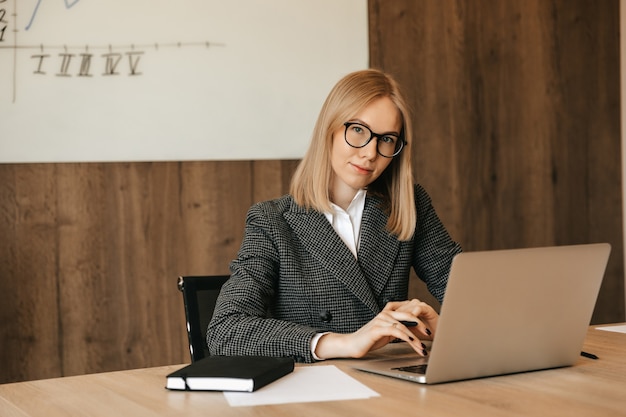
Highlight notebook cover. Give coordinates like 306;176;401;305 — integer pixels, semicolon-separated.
166;356;295;392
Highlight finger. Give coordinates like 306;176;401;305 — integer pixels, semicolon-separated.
386;322;427;356
400;319;433;340
382;300;420;311
402;300;438;336
384;299;438;323
374;311;431;353
387;312;433;339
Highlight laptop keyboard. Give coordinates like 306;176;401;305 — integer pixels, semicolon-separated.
392;364;428;374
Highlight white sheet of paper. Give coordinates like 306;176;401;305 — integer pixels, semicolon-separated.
596;324;626;334
224;365;379;407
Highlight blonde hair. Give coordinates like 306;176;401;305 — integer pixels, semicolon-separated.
290;69;416;240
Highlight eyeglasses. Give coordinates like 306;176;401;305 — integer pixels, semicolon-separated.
343;122;405;158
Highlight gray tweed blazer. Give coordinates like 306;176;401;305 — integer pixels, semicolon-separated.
207;184;462;362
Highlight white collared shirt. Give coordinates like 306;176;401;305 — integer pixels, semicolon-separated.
323;188;367;258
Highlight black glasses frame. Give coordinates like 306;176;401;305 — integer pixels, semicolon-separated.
343;122;406;158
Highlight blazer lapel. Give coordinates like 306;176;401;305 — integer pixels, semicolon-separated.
283;199;380;314
357;196;401;299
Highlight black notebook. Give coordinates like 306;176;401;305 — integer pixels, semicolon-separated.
166;356;295;392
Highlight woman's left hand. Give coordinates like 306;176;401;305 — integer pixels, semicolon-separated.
313;298;439;360
382;298;438;341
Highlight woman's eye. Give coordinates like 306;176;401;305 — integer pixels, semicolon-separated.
352;126;364;134
381;135;397;144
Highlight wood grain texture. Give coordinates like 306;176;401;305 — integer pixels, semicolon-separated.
0;164;61;382
0;327;625;417
369;0;623;325
0;161;298;383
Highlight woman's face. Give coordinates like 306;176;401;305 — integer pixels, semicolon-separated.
329;96;401;206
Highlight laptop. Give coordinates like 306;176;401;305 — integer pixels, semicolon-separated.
355;243;611;384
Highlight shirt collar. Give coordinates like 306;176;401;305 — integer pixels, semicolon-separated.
328;188;367;217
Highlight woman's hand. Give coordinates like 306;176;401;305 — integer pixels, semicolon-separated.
314;299;439;360
383;299;438;341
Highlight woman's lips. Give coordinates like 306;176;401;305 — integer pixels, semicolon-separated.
351;163;373;174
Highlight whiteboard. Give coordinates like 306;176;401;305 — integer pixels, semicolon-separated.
0;0;368;162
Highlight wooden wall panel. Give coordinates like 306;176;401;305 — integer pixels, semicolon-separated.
252;160;301;204
369;0;623;324
0;164;61;382
0;161;298;383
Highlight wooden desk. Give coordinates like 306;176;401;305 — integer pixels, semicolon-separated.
1;325;625;417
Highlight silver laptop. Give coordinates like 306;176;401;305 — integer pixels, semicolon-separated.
355;243;611;384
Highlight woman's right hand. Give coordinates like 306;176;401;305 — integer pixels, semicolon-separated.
313;299;438;360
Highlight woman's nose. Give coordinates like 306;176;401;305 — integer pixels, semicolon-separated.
360;138;378;159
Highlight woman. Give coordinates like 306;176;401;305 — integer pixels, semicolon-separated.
207;69;462;362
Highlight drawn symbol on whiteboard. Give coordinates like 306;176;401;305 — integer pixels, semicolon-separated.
25;0;81;31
